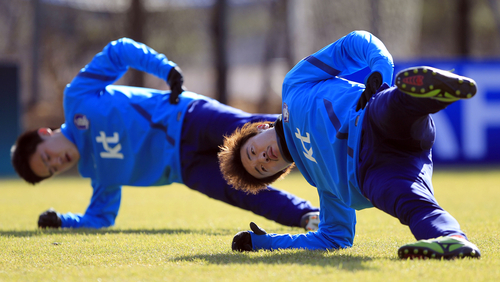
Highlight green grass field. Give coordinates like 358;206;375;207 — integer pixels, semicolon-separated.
1;169;499;281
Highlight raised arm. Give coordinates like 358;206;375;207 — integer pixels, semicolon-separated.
59;182;122;228
65;38;177;98
283;30;394;87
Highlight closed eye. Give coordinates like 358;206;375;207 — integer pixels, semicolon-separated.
42;154;54;176
261;166;267;172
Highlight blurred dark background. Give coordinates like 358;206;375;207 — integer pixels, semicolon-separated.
1;0;500;175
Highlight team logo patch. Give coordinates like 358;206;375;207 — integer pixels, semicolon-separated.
74;114;89;130
283;103;289;123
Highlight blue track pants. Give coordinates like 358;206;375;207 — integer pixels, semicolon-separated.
358;84;466;240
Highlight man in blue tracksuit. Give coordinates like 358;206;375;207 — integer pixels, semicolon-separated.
219;31;481;259
10;38;319;230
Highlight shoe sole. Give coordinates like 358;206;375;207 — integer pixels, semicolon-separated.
395;66;477;102
398;243;481;260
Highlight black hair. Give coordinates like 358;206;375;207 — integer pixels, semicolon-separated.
11;129;49;184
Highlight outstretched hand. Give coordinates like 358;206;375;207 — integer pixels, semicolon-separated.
167;65;184;104
38;208;62;228
356;71;383;111
232;222;267;252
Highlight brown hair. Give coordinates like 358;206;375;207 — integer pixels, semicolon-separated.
11;129;50;185
218;121;294;194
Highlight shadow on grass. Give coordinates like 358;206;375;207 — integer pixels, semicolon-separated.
172;250;375;270
0;228;236;237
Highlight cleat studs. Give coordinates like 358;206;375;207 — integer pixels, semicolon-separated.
423;69;428;73
431;253;436;258
459;253;464;257
458;79;463;84
456;90;461;95
471;250;476;256
413;249;419;254
413;69;418;74
470;82;475;86
404;72;409;76
402;83;406;88
432;71;437;75
411;87;416;92
429;85;434;90
420;88;425;93
404;249;409;254
423;250;428;255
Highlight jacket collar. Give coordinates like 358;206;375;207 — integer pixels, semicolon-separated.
273;115;293;163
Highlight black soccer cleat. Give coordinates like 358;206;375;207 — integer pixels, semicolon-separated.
395;66;477;102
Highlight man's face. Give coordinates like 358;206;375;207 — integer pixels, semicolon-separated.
240;124;290;179
29;128;80;178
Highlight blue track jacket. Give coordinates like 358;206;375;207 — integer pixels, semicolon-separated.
251;31;394;250
59;38;209;228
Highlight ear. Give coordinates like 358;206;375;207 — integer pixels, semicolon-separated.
256;124;270;131
37;128;53;137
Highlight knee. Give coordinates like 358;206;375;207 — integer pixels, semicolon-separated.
365;179;438;225
411;116;436;150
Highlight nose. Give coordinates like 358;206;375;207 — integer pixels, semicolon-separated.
49;156;62;166
258;151;269;163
